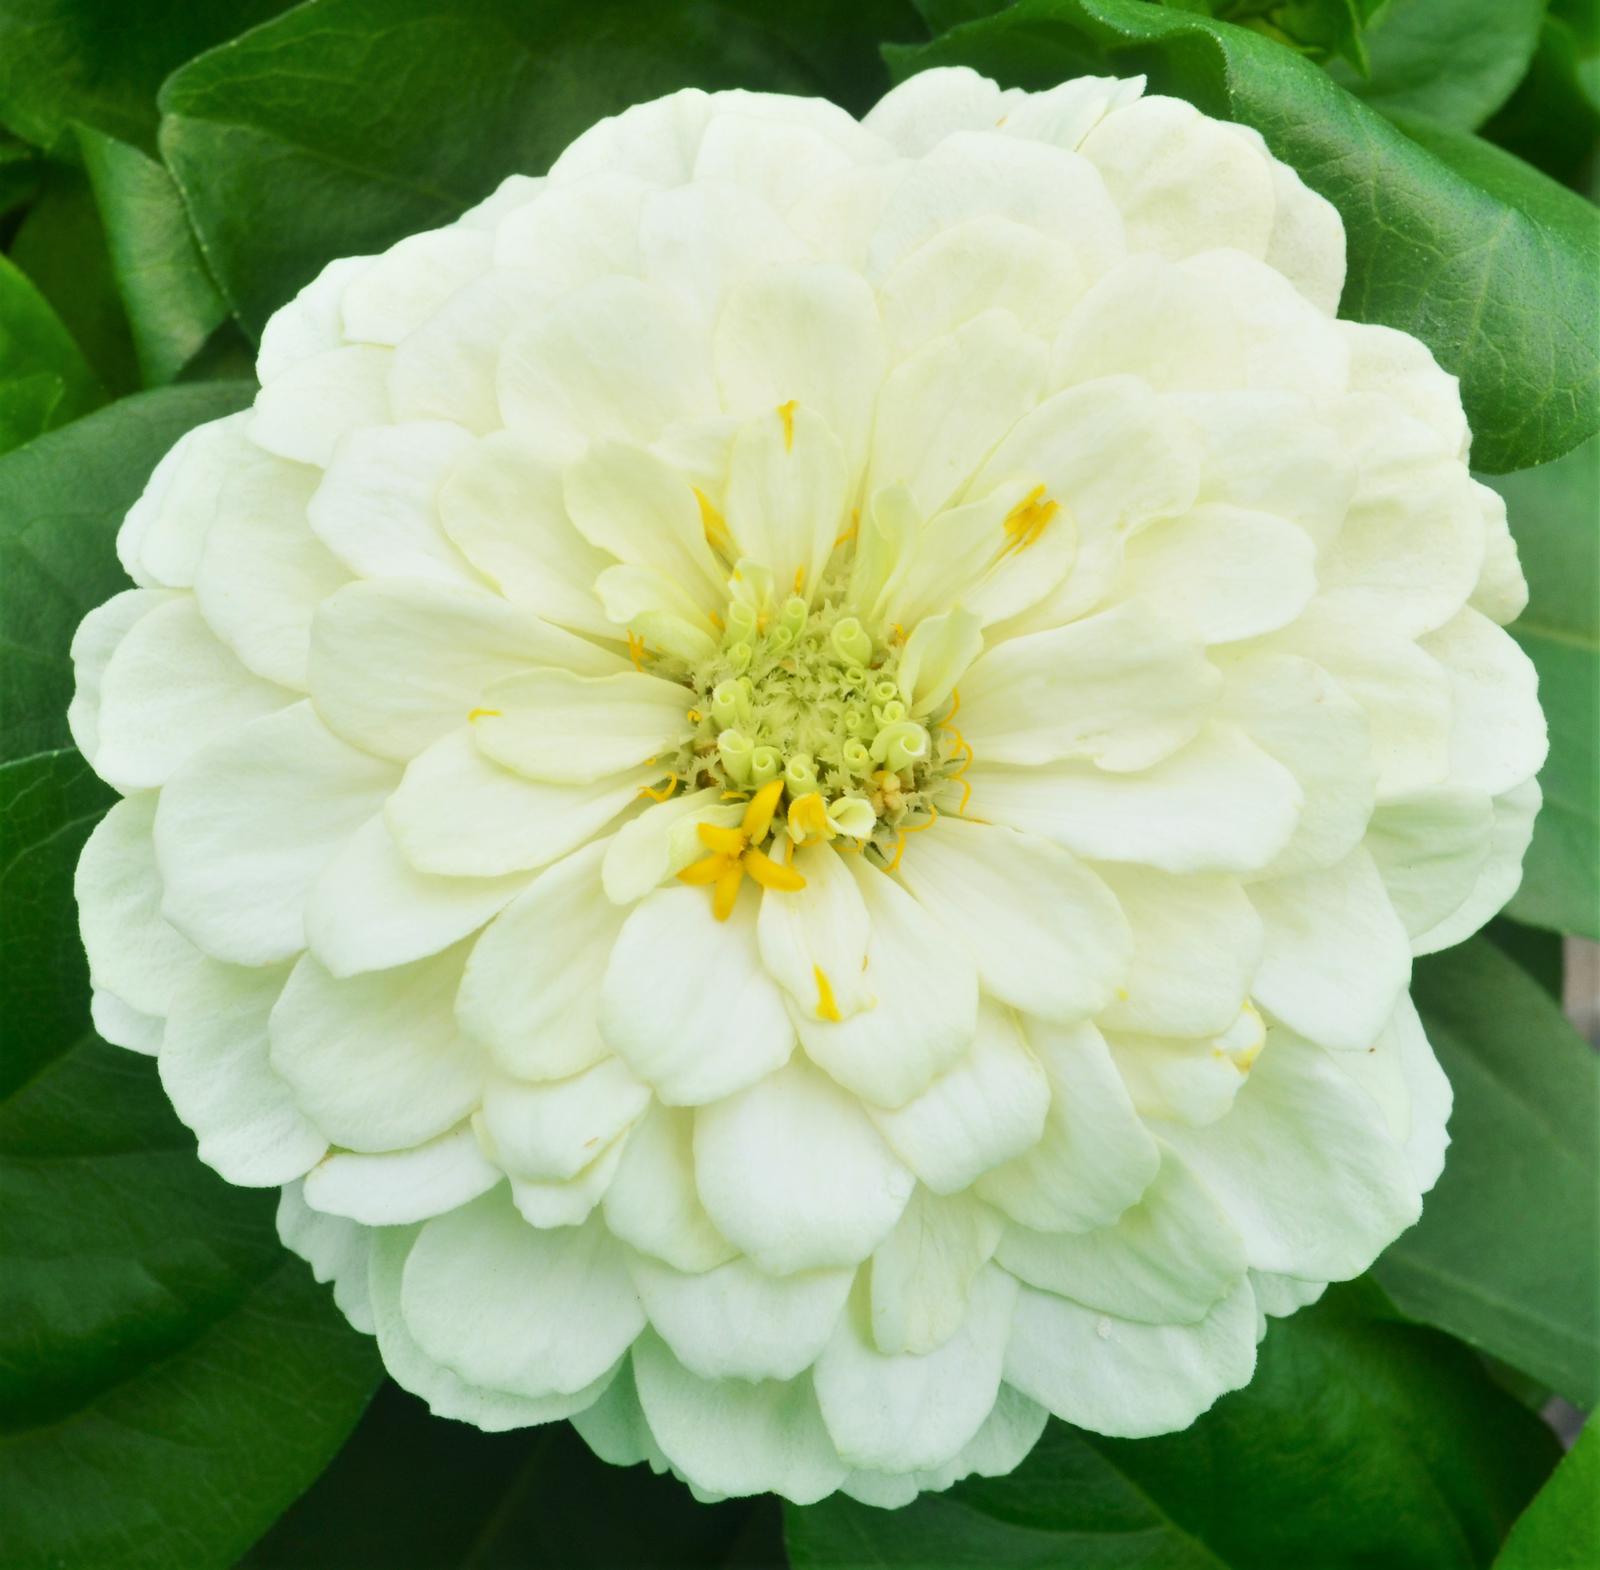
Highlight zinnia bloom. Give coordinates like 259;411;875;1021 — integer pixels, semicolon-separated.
71;68;1546;1504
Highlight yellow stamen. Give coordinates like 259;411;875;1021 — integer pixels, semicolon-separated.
813;965;842;1023
626;630;647;670
741;778;785;844
466;707;501;722
637;772;679;803
793;565;805;593
1000;484;1059;556
902;806;938;835
707;610;723;630
694;488;731;556
787;792;834;843
956;775;973;816
697;822;748;857
687;708;702;723
713;861;745;921
678;854;727;886
743;846;806;892
721;790;749;802
890;622;907;645
833;509;860;550
943;687;961;726
777;399;797;451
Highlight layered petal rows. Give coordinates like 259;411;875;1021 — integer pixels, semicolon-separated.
73;68;1544;1504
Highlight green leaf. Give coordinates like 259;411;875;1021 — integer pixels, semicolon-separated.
0;383;382;1570
0;381;254;763
1376;938;1600;1409
0;248;103;456
1495;1423;1600;1570
7;162;138;396
1480;14;1600;189
889;0;1600;471
786;1283;1558;1570
242;1381;784;1568
1326;0;1545;130
158;0;923;337
0;131;40;218
1486;434;1599;941
0;0;295;155
76;125;230;386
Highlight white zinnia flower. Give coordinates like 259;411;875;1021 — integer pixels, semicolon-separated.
71;68;1546;1506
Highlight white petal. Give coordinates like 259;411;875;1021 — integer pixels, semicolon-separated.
630;1251;853;1382
1412;778;1539;955
91;990;162;1054
694;112;864;210
601;788;743;904
154;702;397;966
757;843;871;1023
998;73;1145;150
1164;1022;1421;1279
1112;503;1317;644
632;1332;848;1505
869;1187;1003;1356
1249;847;1411;1052
868;309;1046;517
303;811;527;977
508;1137;628;1229
473;668;691;784
997;1146;1245;1324
713;264;885;483
599;883;794;1105
1342;320;1468;459
160;958;325;1186
959;600;1218;771
964;721;1302;876
68;589;171;763
602;1101;737;1274
498;277;715;454
309;578;623;761
249;343;392;467
269;941;484;1152
976;1017;1160;1233
119;413;253;588
722;406;850;603
861;67;1010;157
455;838;624;1080
92;595;290;791
897;608;983;718
695;1055;913;1274
437;431;615;636
192;447;351;690
1421;606;1547;797
1260;153;1345;314
75;794;202;1020
1468;483;1527;626
1094;866;1262;1039
475;1058;649;1182
869;1002;1049;1194
569;1359;667;1471
339;227;493;345
815;1267;1016;1473
257;255;371;385
301;1125;500;1225
1107;1015;1259;1127
894;818;1130;1022
1217;651;1373;876
306;421;480;585
1005;1278;1258;1438
797;854;978;1109
492;172;644;283
548;87;713;184
369;1225;613;1430
277;1180;374;1332
401;1194;642;1399
1366;788;1494;945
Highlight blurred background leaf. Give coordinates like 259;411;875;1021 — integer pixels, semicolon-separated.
786;1282;1559;1570
1494;1422;1599;1570
0;248;102;453
1377;937;1600;1410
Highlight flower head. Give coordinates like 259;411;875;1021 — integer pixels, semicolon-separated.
72;67;1546;1505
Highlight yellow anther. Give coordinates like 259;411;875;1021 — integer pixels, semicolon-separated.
713;861;745;921
721;790;749;801
708;610;724;630
793;565;806;594
696;822;747;857
741;778;785;844
787;792;833;844
677;854;727;886
626;630;647;670
687;708;703;723
890;622;908;645
694;487;732;556
637;772;679;803
777;399;797;450
833;510;859;550
466;707;501;722
813;965;842;1023
1000;484;1059;556
743;846;806;892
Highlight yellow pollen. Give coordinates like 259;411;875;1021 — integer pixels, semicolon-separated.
466;707;501;722
626;630;647;670
777;399;797;450
813;965;842;1023
694;487;731;556
1001;484;1059;556
637;772;679;802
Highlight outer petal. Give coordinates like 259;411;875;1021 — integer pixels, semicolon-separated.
694;1056;914;1274
249;343;392;467
160;958;325;1186
757;843;872;1023
894;818;1130;1022
602;1102;737;1275
277;1180;374;1333
154;702;397;966
975;1017;1160;1234
599;883;794;1106
300;1125;500;1225
1004;1278;1258;1438
868;1187;1003;1357
475;1059;649;1182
